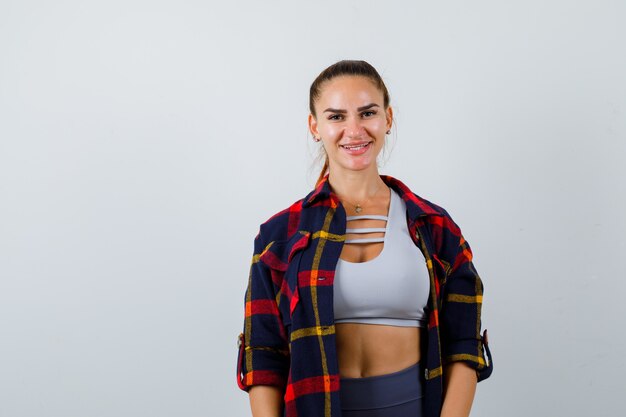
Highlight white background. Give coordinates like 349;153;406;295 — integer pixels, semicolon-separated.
1;1;625;416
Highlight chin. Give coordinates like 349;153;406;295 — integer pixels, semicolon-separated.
342;161;376;172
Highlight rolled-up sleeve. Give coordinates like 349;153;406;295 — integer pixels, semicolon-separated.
237;233;290;391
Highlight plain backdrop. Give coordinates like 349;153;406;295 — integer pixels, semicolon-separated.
1;1;625;416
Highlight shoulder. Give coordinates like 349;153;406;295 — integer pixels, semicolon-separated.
385;175;463;238
407;190;449;217
416;193;464;238
255;197;306;246
413;193;460;230
384;175;450;218
251;197;311;271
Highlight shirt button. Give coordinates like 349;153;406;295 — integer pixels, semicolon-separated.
424;368;429;380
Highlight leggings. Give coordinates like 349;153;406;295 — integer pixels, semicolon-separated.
339;362;424;417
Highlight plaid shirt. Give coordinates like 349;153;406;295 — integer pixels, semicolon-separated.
237;174;493;417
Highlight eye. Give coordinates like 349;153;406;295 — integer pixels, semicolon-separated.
328;114;343;121
361;110;377;117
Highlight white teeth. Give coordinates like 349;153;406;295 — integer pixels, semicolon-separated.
342;143;369;150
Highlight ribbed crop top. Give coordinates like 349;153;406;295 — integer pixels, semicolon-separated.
333;188;429;327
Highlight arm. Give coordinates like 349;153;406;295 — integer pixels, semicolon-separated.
437;213;491;379
440;362;477;417
436;212;493;414
249;385;283;417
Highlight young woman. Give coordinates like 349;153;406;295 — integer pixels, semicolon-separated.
237;60;493;417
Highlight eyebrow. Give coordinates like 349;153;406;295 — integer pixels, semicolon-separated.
323;103;380;113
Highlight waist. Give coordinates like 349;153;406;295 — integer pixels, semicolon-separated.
335;323;423;378
340;361;424;410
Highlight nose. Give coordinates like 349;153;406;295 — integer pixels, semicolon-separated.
346;116;366;139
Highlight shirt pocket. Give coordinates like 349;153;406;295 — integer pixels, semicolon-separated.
259;231;311;323
284;231;310;318
432;254;450;284
432;253;451;305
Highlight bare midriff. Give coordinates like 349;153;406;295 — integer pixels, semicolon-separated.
335;323;423;378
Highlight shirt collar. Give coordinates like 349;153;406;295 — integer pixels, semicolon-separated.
302;174;442;219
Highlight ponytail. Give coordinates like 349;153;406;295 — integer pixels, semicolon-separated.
315;154;329;186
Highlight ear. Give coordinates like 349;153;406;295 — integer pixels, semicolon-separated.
308;113;319;137
386;106;394;131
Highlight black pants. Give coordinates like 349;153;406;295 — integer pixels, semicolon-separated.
339;362;424;417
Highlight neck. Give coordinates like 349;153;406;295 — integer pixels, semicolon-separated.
327;166;386;202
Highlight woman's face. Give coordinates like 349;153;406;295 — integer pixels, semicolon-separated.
309;75;393;175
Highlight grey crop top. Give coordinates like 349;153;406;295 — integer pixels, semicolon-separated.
333;187;429;327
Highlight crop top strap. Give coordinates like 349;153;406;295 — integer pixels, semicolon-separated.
346;215;389;221
344;237;385;243
344;213;389;244
345;227;387;234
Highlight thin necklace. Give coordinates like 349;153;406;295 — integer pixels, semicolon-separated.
339;182;385;214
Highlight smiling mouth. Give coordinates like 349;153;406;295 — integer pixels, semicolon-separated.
340;141;372;150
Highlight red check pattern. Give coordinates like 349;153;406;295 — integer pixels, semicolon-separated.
237;175;493;417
